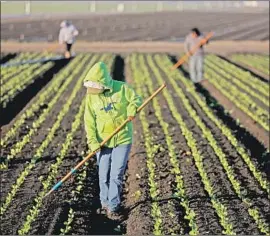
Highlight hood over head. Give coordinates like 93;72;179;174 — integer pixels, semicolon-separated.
84;62;113;91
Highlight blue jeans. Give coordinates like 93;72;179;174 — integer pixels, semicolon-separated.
96;144;132;212
189;55;204;83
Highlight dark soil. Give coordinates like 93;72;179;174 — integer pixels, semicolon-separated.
228;59;269;81
1;52;269;235
169;55;270;150
192;82;270;177
205;61;269;111
218;55;269;83
173;54;270;177
147;54;269;234
0;56;90;235
1;12;269;42
166;53;270;229
122;60;154;235
0;53;17;64
0;57;89;202
165;57;269;219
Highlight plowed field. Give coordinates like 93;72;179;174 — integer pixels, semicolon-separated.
1;51;269;235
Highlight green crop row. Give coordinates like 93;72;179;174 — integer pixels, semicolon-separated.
135;53;199;235
1;63;41;95
231;54;269;75
1;52;50;77
206;55;269;97
147;54;235;235
1;62;54;108
59;162;88;235
155;54;269;234
206;65;269;122
17;54;114;235
130;54;163;235
0;54;99;215
240;54;269;62
1;64;29;84
205;60;269;107
0;54;85;149
1;55;90;169
18;98;86;235
205;66;269;121
205;69;269;132
235;54;269;66
156;55;269;194
1;52;39;68
1;52;56;79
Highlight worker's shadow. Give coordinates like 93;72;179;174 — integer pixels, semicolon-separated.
169;54;194;77
168;55;190;78
169;54;203;92
179;64;190;79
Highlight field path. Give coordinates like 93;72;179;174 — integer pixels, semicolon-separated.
1;41;269;55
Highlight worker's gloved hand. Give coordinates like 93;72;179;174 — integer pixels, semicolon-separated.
128;116;135;121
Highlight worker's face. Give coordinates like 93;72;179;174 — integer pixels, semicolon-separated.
87;87;105;94
191;32;198;38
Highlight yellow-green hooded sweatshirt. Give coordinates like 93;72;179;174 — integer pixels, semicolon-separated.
84;61;143;152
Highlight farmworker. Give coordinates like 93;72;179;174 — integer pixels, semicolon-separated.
83;62;142;219
184;28;209;83
58;20;79;59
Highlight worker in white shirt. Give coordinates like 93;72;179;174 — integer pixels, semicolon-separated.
58;20;79;59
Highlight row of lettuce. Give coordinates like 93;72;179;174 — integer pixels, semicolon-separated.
204;55;269;132
230;53;269;76
1;53;115;235
1;52;269;235
1;52;57;109
129;53;269;235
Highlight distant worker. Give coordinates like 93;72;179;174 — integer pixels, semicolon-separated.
184;28;209;83
83;62;142;219
58;20;79;59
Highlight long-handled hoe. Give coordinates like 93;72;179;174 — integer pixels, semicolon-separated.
45;82;166;198
171;31;214;70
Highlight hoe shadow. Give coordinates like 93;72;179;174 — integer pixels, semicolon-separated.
0;57;72;126
168;54;269;177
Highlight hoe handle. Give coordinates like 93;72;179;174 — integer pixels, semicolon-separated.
171;31;214;70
